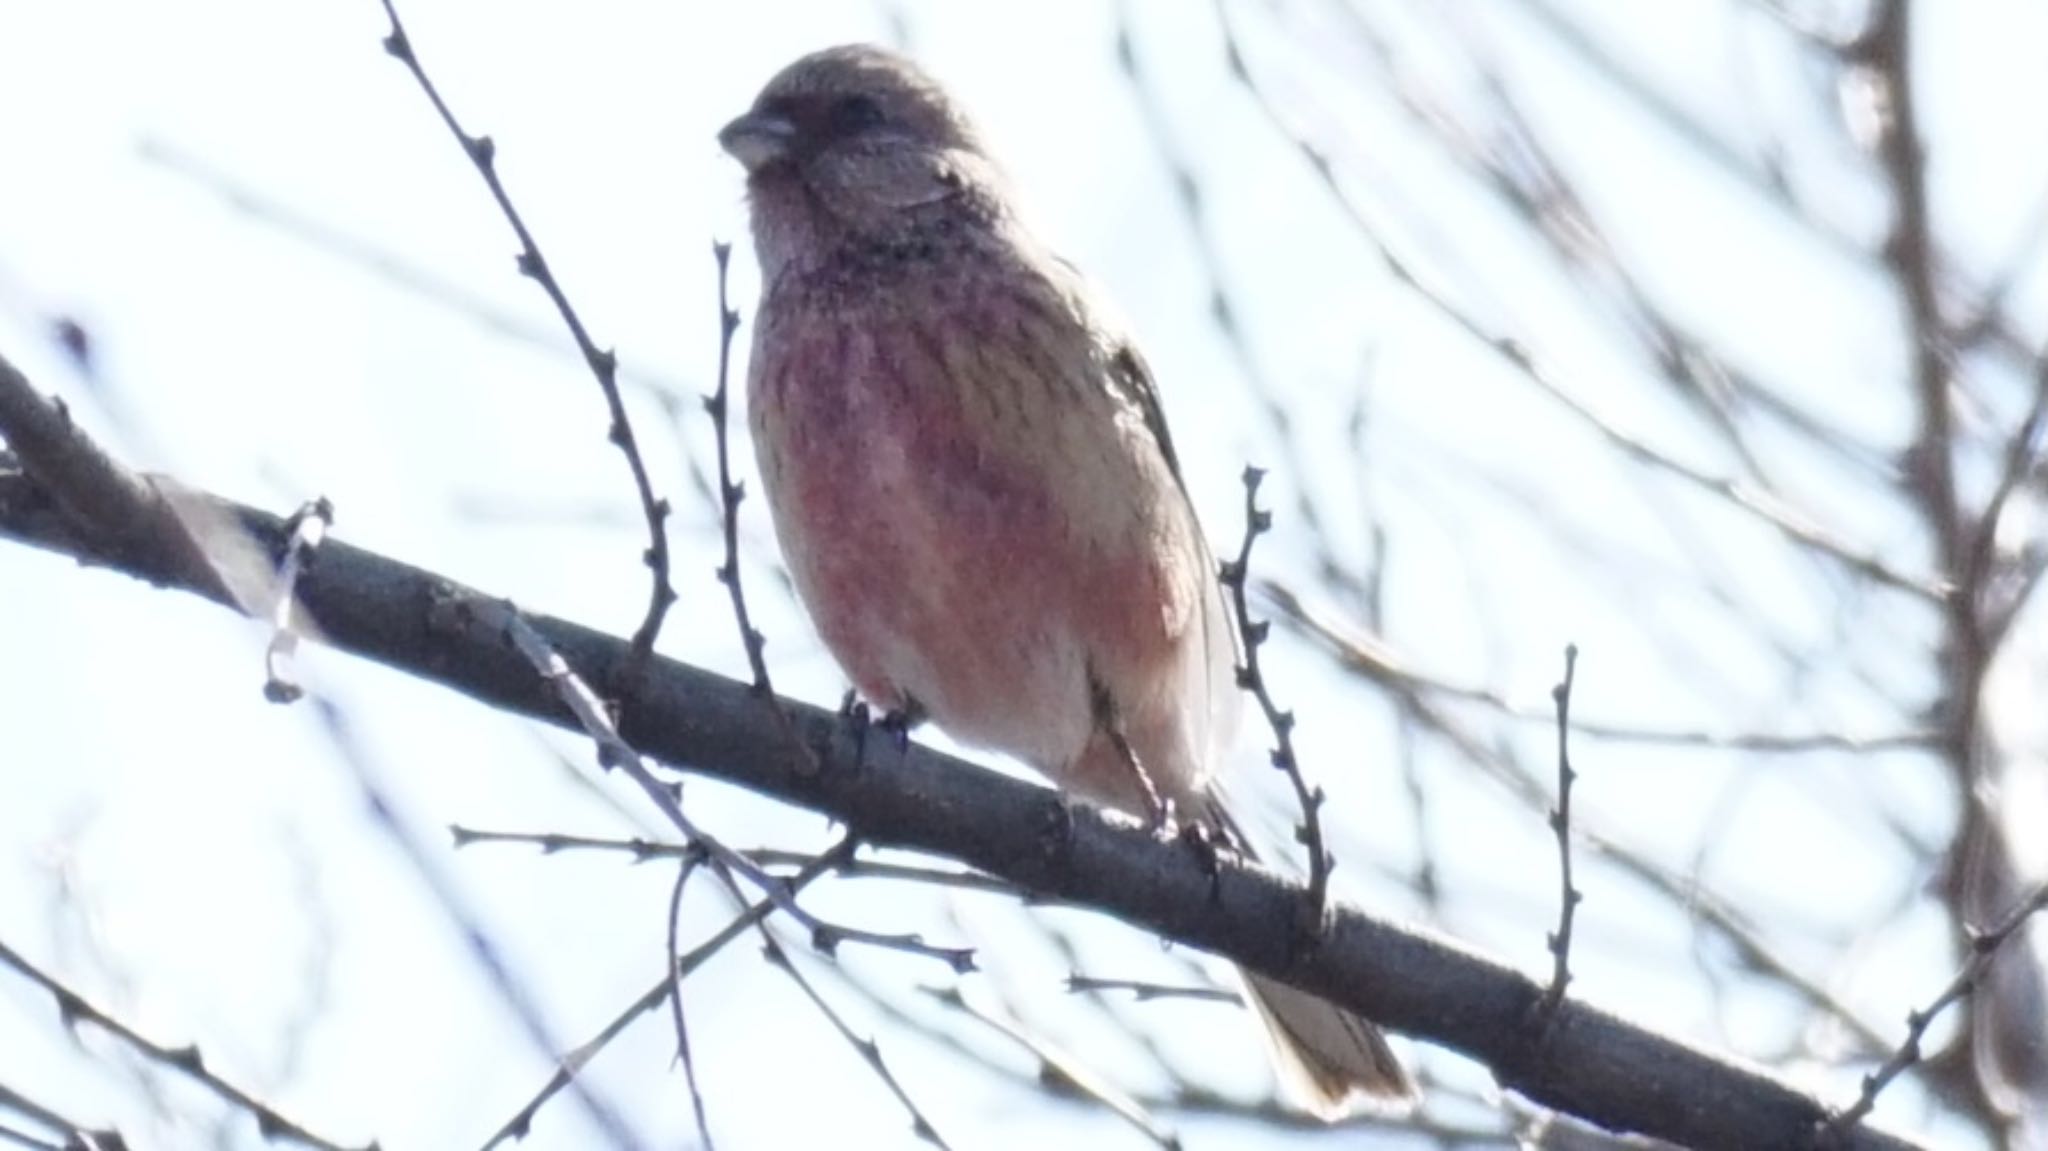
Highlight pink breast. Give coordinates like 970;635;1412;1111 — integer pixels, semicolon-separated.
754;312;1091;758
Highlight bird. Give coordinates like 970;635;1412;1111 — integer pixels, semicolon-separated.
718;42;1415;1119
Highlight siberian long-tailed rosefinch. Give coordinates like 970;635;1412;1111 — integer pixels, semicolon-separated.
720;43;1415;1118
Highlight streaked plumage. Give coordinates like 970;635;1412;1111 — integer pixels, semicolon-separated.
721;43;1415;1117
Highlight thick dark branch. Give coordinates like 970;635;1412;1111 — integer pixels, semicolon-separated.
0;354;241;605
0;494;1928;1150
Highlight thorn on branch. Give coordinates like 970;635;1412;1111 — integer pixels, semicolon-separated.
0;934;372;1151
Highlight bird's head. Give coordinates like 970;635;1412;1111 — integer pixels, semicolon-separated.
721;44;1003;279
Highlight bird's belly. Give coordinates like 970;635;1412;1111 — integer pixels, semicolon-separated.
757;346;1105;772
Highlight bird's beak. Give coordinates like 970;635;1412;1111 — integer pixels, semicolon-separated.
719;110;798;172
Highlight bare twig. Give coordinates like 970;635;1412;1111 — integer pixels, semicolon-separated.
491;605;975;971
0;936;372;1151
703;837;961;1147
309;698;642;1149
928;985;1181;1149
477;846;846;1151
1112;8;1375;614
375;0;676;688
0;1115;65;1151
1210;0;1946;603
704;243;779;699
0;1081;121;1151
1820;884;2048;1141
1535;644;1583;1026
1216;466;1332;931
664;849;714;1151
1265;582;1937;756
134;138;703;403
1968;354;2048;653
450;826;1027;898
731;878;956;1150
1282;608;1902;1057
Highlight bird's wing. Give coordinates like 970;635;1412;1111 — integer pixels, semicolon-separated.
1103;332;1246;793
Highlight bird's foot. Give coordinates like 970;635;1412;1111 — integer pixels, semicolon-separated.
876;696;926;754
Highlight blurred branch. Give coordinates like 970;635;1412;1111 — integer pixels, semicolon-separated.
0;937;371;1151
307;697;645;1150
1971;355;2048;656
1264;582;1936;756
450;827;1029;898
134;138;700;405
1856;1;2048;1133
0;352;1933;1151
0;1081;122;1151
1212;1;1944;603
1269;589;1903;1056
932;984;1181;1149
1822;883;2048;1140
754;924;956;1151
476;846;842;1151
662;850;714;1150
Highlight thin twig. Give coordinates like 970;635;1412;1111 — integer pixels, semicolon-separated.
449;826;1026;897
309;699;641;1149
1210;0;1946;603
477;846;847;1151
1820;884;2048;1142
0;936;373;1151
1966;354;2048;650
1265;582;1937;756
1112;6;1375;613
493;606;974;970
0;1120;63;1151
375;0;676;688
0;1082;120;1151
927;985;1182;1149
1064;974;1241;1005
1534;644;1582;1027
1216;466;1332;932
135;137;706;404
745;895;955;1149
1859;5;2044;1132
707;836;956;1150
1299;617;1902;1056
665;849;714;1151
704;243;777;697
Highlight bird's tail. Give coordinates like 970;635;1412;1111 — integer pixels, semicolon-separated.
1187;795;1417;1117
1238;968;1419;1120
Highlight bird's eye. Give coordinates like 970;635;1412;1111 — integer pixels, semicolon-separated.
831;93;886;133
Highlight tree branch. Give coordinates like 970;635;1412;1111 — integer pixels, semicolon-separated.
0;359;1928;1151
